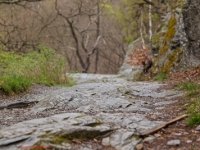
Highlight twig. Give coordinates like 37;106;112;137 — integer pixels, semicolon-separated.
140;114;188;137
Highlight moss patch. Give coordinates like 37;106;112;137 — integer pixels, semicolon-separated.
152;33;164;54
40;129;113;144
162;48;182;73
84;122;103;127
160;15;176;56
61;130;113;141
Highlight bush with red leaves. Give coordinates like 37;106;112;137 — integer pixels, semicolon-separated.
126;46;151;66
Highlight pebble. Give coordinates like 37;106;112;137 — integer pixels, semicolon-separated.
196;138;200;142
143;136;155;143
167;140;181;146
135;143;143;150
173;132;182;136
195;125;200;131
154;133;161;138
186;140;192;143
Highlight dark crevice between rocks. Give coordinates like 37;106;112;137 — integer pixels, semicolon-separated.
40;129;114;145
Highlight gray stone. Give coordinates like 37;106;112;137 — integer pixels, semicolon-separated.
167;140;181;146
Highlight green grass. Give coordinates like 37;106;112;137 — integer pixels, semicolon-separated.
176;82;200;97
153;73;166;81
0;45;74;94
186;98;200;126
178;82;198;91
0;75;32;94
176;82;200;126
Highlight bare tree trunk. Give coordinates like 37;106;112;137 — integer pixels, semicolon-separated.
94;1;100;73
149;0;152;55
140;10;145;49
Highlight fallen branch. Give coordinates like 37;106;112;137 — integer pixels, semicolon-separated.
140;114;188;137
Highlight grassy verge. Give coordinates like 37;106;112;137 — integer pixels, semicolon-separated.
0;45;75;95
176;82;200;126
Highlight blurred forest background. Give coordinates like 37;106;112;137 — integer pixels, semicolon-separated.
0;0;178;74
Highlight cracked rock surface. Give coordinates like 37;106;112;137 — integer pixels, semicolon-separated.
0;73;182;150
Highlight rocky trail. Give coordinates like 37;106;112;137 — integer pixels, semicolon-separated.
0;73;189;150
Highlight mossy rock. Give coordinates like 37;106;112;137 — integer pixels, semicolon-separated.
162;48;182;73
160;15;176;56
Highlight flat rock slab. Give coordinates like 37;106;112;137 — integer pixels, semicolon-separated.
0;73;182;150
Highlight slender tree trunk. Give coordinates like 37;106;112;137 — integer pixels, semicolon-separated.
149;0;152;55
94;1;100;74
140;10;145;49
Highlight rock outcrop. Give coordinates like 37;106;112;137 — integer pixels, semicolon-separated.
182;0;200;67
151;6;187;74
118;39;144;80
151;0;200;74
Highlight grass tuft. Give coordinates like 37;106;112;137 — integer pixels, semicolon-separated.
153;73;166;81
0;75;32;94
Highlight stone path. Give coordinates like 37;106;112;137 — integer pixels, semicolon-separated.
0;74;182;150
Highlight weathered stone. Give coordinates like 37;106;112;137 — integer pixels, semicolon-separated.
117;39;143;80
151;2;188;74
